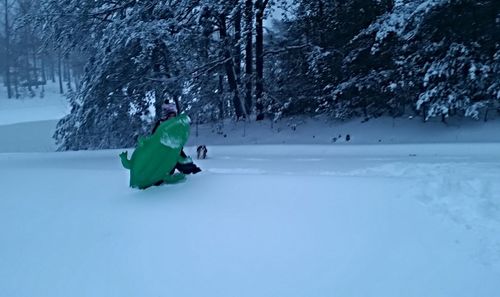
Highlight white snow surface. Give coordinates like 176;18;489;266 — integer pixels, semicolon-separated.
1;144;500;297
187;116;500;147
1;83;500;296
0;82;69;153
0;83;70;126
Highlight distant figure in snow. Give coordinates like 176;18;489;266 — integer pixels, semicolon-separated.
152;101;201;176
197;145;208;159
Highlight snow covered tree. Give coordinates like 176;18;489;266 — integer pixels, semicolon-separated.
265;0;391;118
37;1;202;150
1;0;13;98
244;0;253;115
185;1;248;120
343;0;500;121
266;0;498;121
27;0;499;151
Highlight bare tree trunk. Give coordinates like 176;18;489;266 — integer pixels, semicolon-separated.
63;54;70;81
233;4;242;84
19;20;34;95
244;0;253;115
4;0;12;98
219;14;246;119
14;72;19;98
58;49;64;94
33;38;38;89
50;55;56;83
41;54;47;84
218;74;224;119
255;0;268;115
65;54;72;91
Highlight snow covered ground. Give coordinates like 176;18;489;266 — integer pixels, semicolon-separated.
0;83;70;126
3;113;500;153
1;85;500;296
0;82;69;152
187;114;500;146
1;144;500;297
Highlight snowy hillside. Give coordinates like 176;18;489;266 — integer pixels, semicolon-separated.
1;144;499;297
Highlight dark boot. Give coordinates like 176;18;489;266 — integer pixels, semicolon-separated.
175;162;202;174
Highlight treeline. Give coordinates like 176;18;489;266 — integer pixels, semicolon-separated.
13;0;500;150
0;0;84;98
267;0;499;123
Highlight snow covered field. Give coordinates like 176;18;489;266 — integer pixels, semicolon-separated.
0;83;70;126
1;88;500;296
1;144;500;297
0;83;69;152
3;114;500;153
187;115;500;146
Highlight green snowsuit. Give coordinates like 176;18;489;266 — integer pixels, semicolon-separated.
120;114;191;189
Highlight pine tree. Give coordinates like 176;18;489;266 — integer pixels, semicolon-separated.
38;1;202;150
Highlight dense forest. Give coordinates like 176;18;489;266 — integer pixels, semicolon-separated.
1;0;499;150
